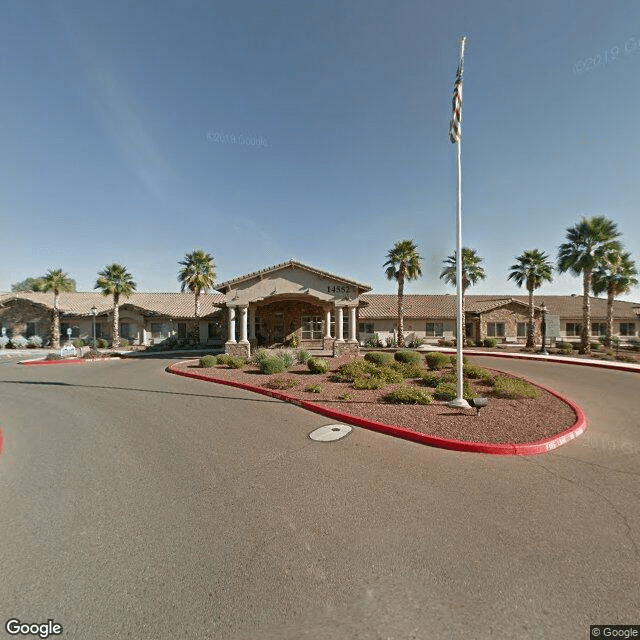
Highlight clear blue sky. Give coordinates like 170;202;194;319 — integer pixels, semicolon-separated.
2;0;639;300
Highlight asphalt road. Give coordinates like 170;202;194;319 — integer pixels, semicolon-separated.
0;355;638;640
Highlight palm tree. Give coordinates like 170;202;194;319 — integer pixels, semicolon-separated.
508;249;554;349
178;250;217;344
41;269;75;349
592;249;638;347
384;240;423;347
557;216;622;354
95;264;137;348
440;247;486;345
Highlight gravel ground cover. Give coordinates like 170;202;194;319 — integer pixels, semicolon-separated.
173;355;578;444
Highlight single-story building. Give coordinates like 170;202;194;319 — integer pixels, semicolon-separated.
1;260;639;354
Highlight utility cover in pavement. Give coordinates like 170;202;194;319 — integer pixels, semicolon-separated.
309;424;352;442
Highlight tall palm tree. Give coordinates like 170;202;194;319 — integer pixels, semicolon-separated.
384;240;423;347
41;269;75;349
557;216;622;354
95;264;137;348
178;249;217;344
508;249;554;349
592;249;638;347
440;247;486;345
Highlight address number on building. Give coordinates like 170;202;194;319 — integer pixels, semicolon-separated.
327;286;350;293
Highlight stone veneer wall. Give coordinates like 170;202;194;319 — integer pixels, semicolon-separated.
0;300;52;342
333;341;359;357
254;300;325;346
478;304;540;343
225;342;251;359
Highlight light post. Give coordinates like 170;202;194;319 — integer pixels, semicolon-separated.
91;306;97;349
539;301;548;355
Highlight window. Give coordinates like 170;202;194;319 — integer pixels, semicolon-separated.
359;322;374;334
517;322;530;338
25;322;36;338
301;316;323;339
254;315;263;337
177;322;187;339
425;322;443;337
120;323;132;339
566;323;582;336
206;321;222;340
95;323;104;339
591;322;607;336
60;323;79;338
151;323;169;339
486;322;505;337
274;312;284;337
620;322;636;336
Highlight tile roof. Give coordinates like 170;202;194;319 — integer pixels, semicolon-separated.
0;291;226;318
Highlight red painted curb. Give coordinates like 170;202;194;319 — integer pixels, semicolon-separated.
21;358;86;366
166;363;587;456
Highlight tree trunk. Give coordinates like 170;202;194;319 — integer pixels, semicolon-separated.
526;284;535;349
112;293;120;348
605;282;614;348
51;291;60;349
193;290;201;344
581;269;592;354
397;274;405;348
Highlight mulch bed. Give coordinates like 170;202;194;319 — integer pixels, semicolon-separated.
172;356;578;444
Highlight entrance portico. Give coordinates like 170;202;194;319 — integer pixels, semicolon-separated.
215;260;372;358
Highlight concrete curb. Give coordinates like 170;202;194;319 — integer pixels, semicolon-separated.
166;363;587;456
19;357;122;365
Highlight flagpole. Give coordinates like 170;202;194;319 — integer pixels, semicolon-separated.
449;36;470;409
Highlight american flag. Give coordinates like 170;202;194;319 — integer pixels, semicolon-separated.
449;60;464;143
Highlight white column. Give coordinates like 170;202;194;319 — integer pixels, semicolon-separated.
336;306;344;342
239;306;249;344
324;309;332;338
227;306;236;343
249;308;256;341
348;306;357;341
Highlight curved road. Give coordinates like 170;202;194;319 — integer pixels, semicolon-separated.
0;355;638;639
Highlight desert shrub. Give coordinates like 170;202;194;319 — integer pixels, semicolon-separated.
439;372;456;384
200;355;217;368
273;348;295;368
628;337;640;351
383;386;433;405
45;352;63;360
463;363;494;382
98;338;108;348
10;336;28;349
374;366;404;384
119;339;129;347
391;361;424;379
334;360;378;382
338;392;352;401
394;349;421;365
216;354;232;366
352;376;388;390
425;352;450;370
365;334;383;347
571;342;581;351
226;356;245;369
83;349;101;359
407;337;424;348
466;338;475;347
365;351;394;366
590;341;601;351
259;355;287;374
296;349;311;364
438;338;454;347
253;348;270;365
483;338;498;348
72;338;86;348
556;341;571;350
307;357;329;374
616;355;635;363
492;376;538;399
264;377;298;390
304;384;322;393
421;372;442;387
0;336;9;349
384;336;397;348
289;333;299;348
449;355;470;367
27;335;43;348
433;380;476;401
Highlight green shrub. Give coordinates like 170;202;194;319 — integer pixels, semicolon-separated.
264;377;298;390
391;361;424;379
98;338;108;348
72;338;86;348
383;386;433;405
334;360;378;382
274;349;295;368
338;392;352;401
425;352;450;370
463;363;494;382
421;372;441;387
119;338;129;347
304;384;322;393
449;355;469;367
433;380;476;401
439;372;456;384
227;356;245;369
364;351;394;366
394;349;421;365
200;355;217;368
352;376;388;390
45;353;63;360
590;341;601;351
438;338;454;347
83;349;101;359
289;333;299;348
384;336;397;348
365;335;384;347
407;337;424;348
483;338;498;348
216;354;232;366
375;366;404;384
492;376;538;399
466;338;475;347
307;357;330;374
253;348;270;365
556;342;572;350
296;349;311;364
259;355;287;374
27;336;43;348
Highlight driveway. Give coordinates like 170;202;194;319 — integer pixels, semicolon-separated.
0;356;637;639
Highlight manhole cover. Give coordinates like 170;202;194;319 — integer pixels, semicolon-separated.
309;424;353;442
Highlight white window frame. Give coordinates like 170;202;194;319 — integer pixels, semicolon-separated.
566;322;582;337
425;322;444;337
486;322;505;338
